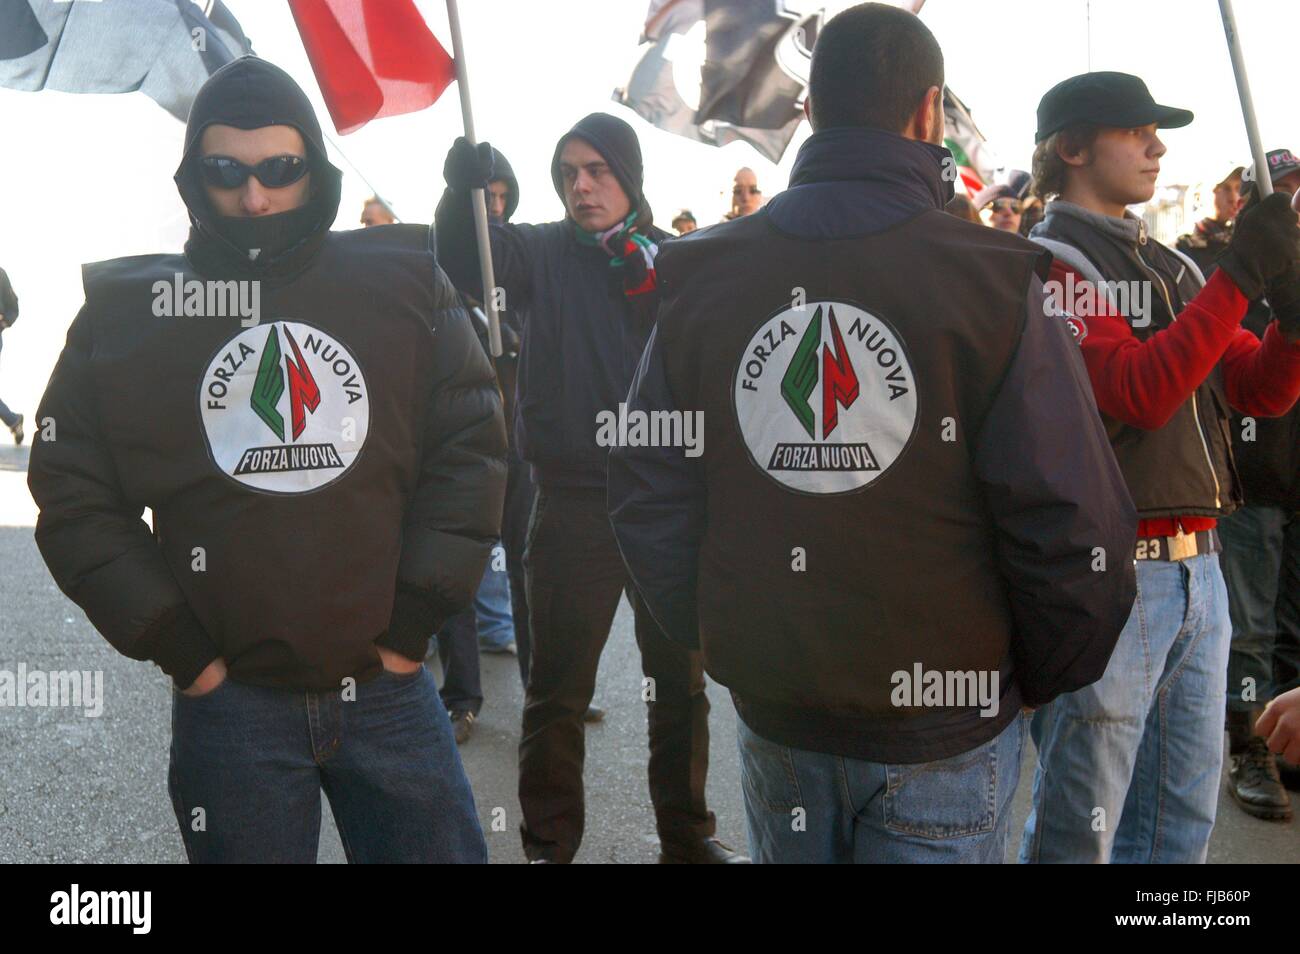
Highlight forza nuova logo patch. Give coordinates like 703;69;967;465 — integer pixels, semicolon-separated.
200;321;369;493
734;301;917;494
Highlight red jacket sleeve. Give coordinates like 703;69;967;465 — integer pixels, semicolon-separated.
1049;260;1263;429
1221;321;1300;417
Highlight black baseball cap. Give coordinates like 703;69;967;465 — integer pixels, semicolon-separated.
1035;71;1193;143
1261;148;1300;183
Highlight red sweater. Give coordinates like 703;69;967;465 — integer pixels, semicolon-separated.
1049;261;1300;537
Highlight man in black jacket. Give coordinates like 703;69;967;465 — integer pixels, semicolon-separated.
0;265;21;444
28;57;507;863
436;114;740;864
608;2;1137;863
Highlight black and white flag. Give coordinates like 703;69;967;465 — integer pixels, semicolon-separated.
0;0;253;121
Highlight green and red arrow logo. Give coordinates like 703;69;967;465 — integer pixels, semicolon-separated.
250;325;321;442
780;304;860;440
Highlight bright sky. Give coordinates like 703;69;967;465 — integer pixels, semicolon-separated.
2;0;1298;427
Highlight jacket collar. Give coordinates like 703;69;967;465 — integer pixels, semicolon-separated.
1036;198;1148;246
790;126;953;202
767;127;955;238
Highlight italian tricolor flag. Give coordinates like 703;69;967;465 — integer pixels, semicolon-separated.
943;87;999;196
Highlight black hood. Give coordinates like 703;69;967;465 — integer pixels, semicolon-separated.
489;148;520;223
550;113;653;230
175;56;342;279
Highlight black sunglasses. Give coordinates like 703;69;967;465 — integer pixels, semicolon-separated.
990;198;1021;213
199;155;308;189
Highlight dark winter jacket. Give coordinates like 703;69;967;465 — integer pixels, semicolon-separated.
1175;217;1231;279
436;173;670;491
1233;305;1300;510
608;127;1138;763
28;57;507;691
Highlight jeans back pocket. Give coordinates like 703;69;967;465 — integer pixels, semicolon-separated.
882;735;1000;839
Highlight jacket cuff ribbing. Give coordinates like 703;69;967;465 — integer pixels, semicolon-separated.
139;605;221;690
376;587;441;662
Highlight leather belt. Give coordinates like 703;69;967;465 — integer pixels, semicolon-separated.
1134;528;1220;562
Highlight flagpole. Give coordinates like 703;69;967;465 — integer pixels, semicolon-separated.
1219;0;1272;198
322;129;401;222
444;0;502;356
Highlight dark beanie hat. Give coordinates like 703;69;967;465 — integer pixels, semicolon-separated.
550;112;653;228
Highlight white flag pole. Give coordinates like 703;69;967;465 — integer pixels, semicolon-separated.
1219;0;1272;198
445;0;502;356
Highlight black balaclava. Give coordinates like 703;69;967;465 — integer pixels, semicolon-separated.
549;112;653;230
488;147;519;223
175;56;342;280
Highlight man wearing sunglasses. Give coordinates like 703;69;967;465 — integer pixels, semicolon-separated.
987;196;1022;233
28;56;507;863
726;167;764;220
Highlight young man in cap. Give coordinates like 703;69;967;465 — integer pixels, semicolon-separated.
28;56;507;863
671;210;698;235
436;115;742;864
609;3;1138;864
1021;71;1300;862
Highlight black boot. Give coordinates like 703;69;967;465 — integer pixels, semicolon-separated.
1228;727;1293;821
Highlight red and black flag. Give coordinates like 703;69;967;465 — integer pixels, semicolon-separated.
615;0;822;163
0;0;252;120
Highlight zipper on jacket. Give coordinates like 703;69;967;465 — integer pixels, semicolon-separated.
1135;224;1223;508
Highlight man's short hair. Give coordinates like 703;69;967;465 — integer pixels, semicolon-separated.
809;2;944;133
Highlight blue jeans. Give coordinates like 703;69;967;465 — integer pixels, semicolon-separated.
1219;505;1300;710
436;607;482;715
475;545;516;651
1020;552;1231;864
168;668;487;863
736;713;1026;863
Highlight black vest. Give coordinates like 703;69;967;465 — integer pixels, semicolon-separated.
655;209;1045;753
1036;209;1241;519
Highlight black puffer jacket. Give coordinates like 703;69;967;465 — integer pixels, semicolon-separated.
28;57;507;690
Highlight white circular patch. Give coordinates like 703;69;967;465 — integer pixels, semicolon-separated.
199;321;370;494
733;301;918;494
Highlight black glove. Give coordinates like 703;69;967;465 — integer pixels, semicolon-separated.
1265;265;1300;342
443;136;495;193
1217;192;1300;301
